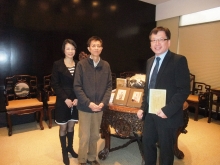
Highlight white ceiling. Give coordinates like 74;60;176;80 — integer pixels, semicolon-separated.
139;0;170;5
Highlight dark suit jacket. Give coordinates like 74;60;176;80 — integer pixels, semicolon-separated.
51;58;78;114
141;50;190;128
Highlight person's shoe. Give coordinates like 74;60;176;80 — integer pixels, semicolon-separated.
87;160;100;165
66;147;78;158
62;151;69;165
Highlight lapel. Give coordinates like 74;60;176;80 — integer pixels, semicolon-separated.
146;56;154;87
156;50;172;84
59;59;74;79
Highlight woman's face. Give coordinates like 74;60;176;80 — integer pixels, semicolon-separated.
64;43;76;58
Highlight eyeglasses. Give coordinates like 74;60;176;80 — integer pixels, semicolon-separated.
150;38;168;43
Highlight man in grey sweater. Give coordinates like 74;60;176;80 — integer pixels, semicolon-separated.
74;36;112;165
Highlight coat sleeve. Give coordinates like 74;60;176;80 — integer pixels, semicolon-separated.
162;56;190;118
51;62;68;101
101;63;112;106
73;62;91;107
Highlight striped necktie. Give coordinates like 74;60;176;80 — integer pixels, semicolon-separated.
149;57;161;89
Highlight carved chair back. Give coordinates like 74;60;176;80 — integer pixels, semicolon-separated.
4;75;41;104
43;74;56;128
187;73;211;120
43;74;55;101
190;73;195;94
4;75;44;136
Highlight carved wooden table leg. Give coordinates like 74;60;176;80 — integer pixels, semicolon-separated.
98;122;110;160
174;128;184;159
174;109;189;159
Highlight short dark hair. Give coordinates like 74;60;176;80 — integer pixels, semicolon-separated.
149;26;171;40
62;39;77;53
87;36;103;47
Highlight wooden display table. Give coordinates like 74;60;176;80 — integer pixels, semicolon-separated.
98;103;189;160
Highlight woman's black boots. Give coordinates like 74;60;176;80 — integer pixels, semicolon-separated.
66;131;78;158
59;135;70;165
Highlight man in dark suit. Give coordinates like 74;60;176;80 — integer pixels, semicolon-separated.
137;26;190;165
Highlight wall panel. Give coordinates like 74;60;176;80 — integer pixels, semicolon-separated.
178;21;220;88
157;17;180;53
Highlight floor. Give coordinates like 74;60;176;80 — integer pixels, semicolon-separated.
0;112;220;165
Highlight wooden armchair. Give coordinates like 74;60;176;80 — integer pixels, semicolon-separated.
43;74;56;128
4;75;44;136
187;73;211;121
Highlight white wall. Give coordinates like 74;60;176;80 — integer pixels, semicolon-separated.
156;0;220;21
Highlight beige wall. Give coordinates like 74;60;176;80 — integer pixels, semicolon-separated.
155;0;220;21
157;17;179;53
157;18;220;88
178;22;220;88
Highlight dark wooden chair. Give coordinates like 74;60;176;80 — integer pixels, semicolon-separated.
208;88;220;123
43;74;56;128
187;73;211;121
4;75;44;136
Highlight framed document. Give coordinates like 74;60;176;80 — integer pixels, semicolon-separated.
116;78;127;88
126;88;144;108
113;87;130;105
149;89;166;114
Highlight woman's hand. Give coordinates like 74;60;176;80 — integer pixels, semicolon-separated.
72;99;78;106
65;99;73;108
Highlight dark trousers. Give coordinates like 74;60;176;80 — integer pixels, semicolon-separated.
142;114;178;165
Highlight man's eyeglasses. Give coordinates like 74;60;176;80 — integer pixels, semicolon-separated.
150;38;168;43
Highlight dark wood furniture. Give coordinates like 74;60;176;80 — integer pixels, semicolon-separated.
43;74;56;128
4;75;44;136
98;103;189;160
208;87;220;123
187;73;211;121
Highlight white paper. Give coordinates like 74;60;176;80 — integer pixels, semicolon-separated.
109;93;115;103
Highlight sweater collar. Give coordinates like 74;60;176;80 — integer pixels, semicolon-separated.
88;56;103;68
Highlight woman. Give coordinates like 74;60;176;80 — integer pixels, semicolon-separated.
51;39;78;165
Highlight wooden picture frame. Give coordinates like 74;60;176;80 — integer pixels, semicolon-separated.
113;87;130;105
126;88;144;108
116;78;127;88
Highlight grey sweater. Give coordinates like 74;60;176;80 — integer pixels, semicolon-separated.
74;57;112;113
